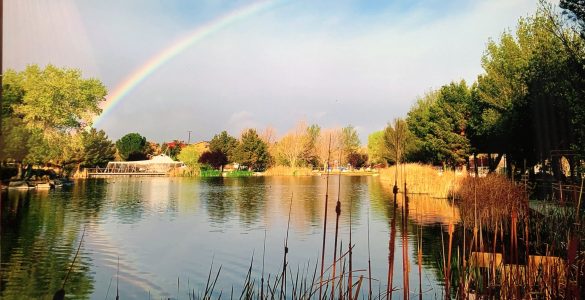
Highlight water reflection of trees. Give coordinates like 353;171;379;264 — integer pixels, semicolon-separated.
204;177;268;226
200;176;370;231
204;177;236;223
1;184;97;299
232;178;267;226
368;179;462;286
262;176;366;232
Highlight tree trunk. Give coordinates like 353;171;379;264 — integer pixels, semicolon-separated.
473;153;479;177
489;153;503;173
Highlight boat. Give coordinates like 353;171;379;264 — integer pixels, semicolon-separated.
36;183;52;189
7;181;34;190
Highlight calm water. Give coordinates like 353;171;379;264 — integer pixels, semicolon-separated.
1;176;459;299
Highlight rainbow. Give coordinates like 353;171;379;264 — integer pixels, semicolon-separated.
93;0;277;127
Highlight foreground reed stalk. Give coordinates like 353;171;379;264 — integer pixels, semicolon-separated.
280;194;293;300
331;158;342;300
53;226;87;300
445;222;453;299
261;229;266;300
402;180;410;300
387;176;399;300
417;223;422;300
319;136;332;300
368;206;373;300
348;194;354;300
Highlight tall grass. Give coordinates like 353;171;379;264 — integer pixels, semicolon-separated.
454;174;529;230
379;164;464;198
264;166;315;176
444;174;585;298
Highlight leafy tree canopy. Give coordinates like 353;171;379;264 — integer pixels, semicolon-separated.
209;131;239;163
199;150;228;170
233;129;271;171
161;140;185;160
341;125;360;156
177;144;201;175
81;128;116;168
406;81;472;165
5;64;106;134
367;130;388;165
115;133;147;161
1;65;107;173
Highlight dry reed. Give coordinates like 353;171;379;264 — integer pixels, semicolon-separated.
379;164;464;198
454;174;529;230
263;166;315;176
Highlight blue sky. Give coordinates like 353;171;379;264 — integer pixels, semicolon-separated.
5;0;540;144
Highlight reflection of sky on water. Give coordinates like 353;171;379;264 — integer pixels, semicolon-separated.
1;176;458;299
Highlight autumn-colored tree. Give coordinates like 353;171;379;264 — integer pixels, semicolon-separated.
315;128;342;170
274;121;310;168
161;140;185;160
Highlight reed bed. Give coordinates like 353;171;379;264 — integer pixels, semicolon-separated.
454;174;529;230
444;175;585;299
379;163;464;198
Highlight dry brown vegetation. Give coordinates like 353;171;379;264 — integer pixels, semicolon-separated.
379;163;465;198
454;174;529;230
263;166;314;176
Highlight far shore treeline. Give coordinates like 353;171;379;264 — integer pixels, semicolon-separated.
1;3;585;179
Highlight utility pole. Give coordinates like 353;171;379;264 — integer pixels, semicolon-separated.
187;130;192;144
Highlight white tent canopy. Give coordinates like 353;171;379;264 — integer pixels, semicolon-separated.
105;154;185;173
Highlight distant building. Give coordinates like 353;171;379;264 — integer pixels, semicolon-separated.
104;154;184;174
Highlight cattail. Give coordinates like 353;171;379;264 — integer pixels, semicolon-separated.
331;153;342;300
319;135;332;300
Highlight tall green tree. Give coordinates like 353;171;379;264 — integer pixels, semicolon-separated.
115;133;147;161
471;10;585;171
384;118;419;164
1;65;106;176
80;128;116;168
407;81;472;166
0;117;30;163
209;131;239;163
303;124;321;167
367;130;388;165
341;125;360;164
7;65;106;134
233;129;271;171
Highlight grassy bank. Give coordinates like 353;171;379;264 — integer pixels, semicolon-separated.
263;166;315;176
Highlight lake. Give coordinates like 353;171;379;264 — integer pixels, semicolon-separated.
1;176;459;299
